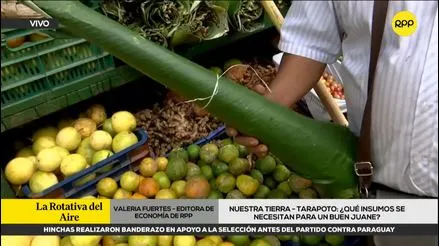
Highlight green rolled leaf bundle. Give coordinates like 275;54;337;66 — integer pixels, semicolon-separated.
140;0;184;32
101;0;229;48
169;1;230;47
228;0;265;33
33;1;358;193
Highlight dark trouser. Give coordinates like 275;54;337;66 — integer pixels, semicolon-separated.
373;189;438;246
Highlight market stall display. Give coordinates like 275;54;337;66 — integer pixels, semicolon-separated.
31;0;358;195
0;1;366;245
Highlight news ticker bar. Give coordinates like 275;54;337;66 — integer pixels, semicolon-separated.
1;224;438;236
1;199;437;225
1;19;58;29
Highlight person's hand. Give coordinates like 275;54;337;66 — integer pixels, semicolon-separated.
226;84;269;158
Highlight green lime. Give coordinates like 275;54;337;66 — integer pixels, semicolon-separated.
212;160;229;176
277;181;292;196
249;239;271;246
152;171;171;189
165;157;187;181
218;144;240;163
226;189;245;199
272;155;284;165
255;156;276;175
170;180;186;198
223;58;242;71
197;159;209;167
227;235;250;246
253;185;270;198
196;238;216;246
187;144;200;161
291;236;300;243
301;235;323;246
299;188;318;199
200;143;219;164
236;175;259;196
262;236;280;246
209;178;218;190
325;235;344;246
207;190;223;199
216;173;236;194
210;66;223;75
263;176;277;189
219;138;233;147
288;173;313;193
276;235;292;241
186;162;201;179
168;148;189;162
200;165;214;180
229;158;249;176
273;164;291;182
235;143;249;158
250;169;264;184
266;189;287;199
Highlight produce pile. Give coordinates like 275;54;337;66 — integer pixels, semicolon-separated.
136;92;221;157
3;136;346;245
321;72;345;100
2;136;352;246
100;0;291;49
3;104;140;196
0;234;346;246
135;59;278;156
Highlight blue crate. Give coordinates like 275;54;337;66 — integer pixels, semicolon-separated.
21;128;149;198
192;125;226;146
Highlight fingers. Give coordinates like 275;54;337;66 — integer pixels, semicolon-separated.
235;136;259;147
252;84;267;95
226;127;238;137
225;127;269;157
249;144;268;158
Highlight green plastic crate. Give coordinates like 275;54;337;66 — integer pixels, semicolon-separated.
1;170;15;198
1;55;115;129
1;28;115;131
0;34;114;98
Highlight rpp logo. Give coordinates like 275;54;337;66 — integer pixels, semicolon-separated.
392;11;417;36
394;19;415;28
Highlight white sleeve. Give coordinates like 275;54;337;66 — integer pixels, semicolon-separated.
278;1;343;64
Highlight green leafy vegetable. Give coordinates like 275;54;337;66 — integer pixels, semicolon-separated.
170;1;229;47
228;0;265;33
101;0;229;48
